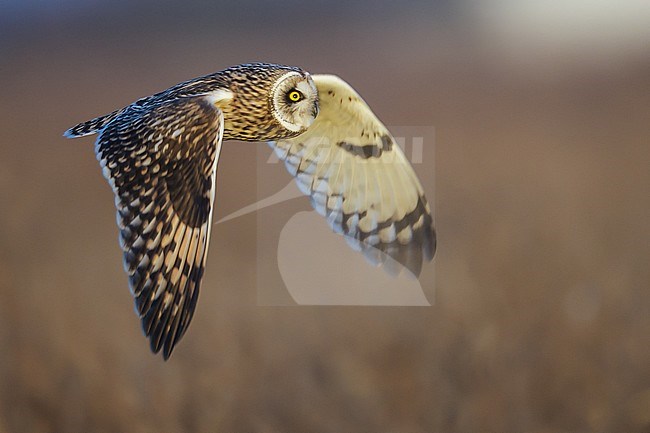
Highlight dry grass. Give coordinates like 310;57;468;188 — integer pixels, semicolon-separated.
1;5;649;432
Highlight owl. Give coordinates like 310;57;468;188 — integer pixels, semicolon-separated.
64;63;436;359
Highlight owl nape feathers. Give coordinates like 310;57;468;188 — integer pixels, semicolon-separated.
64;62;436;359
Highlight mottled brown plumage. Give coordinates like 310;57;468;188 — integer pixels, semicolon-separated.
64;63;435;359
66;63;318;359
66;63;312;141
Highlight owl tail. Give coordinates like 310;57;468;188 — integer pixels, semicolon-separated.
63;108;123;138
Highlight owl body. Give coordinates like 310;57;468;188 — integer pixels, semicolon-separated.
65;62;435;359
69;63;315;142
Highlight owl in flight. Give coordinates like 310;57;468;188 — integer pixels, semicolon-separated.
64;63;436;359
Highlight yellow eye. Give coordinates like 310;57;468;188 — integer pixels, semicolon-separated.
288;90;302;102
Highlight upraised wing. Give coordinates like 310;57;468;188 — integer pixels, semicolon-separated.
268;75;435;276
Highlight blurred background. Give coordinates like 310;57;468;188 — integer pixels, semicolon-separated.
1;0;649;432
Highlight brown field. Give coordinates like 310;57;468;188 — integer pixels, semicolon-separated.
1;2;649;432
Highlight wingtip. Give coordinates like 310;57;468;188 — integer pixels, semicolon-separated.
162;348;172;361
148;334;173;360
423;222;437;261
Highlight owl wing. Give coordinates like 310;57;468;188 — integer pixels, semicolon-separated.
268;74;435;276
95;96;223;359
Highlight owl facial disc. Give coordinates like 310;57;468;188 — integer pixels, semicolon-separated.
270;71;319;134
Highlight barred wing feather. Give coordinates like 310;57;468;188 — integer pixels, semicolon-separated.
268;75;435;276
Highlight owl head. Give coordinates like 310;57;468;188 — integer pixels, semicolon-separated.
221;63;319;141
